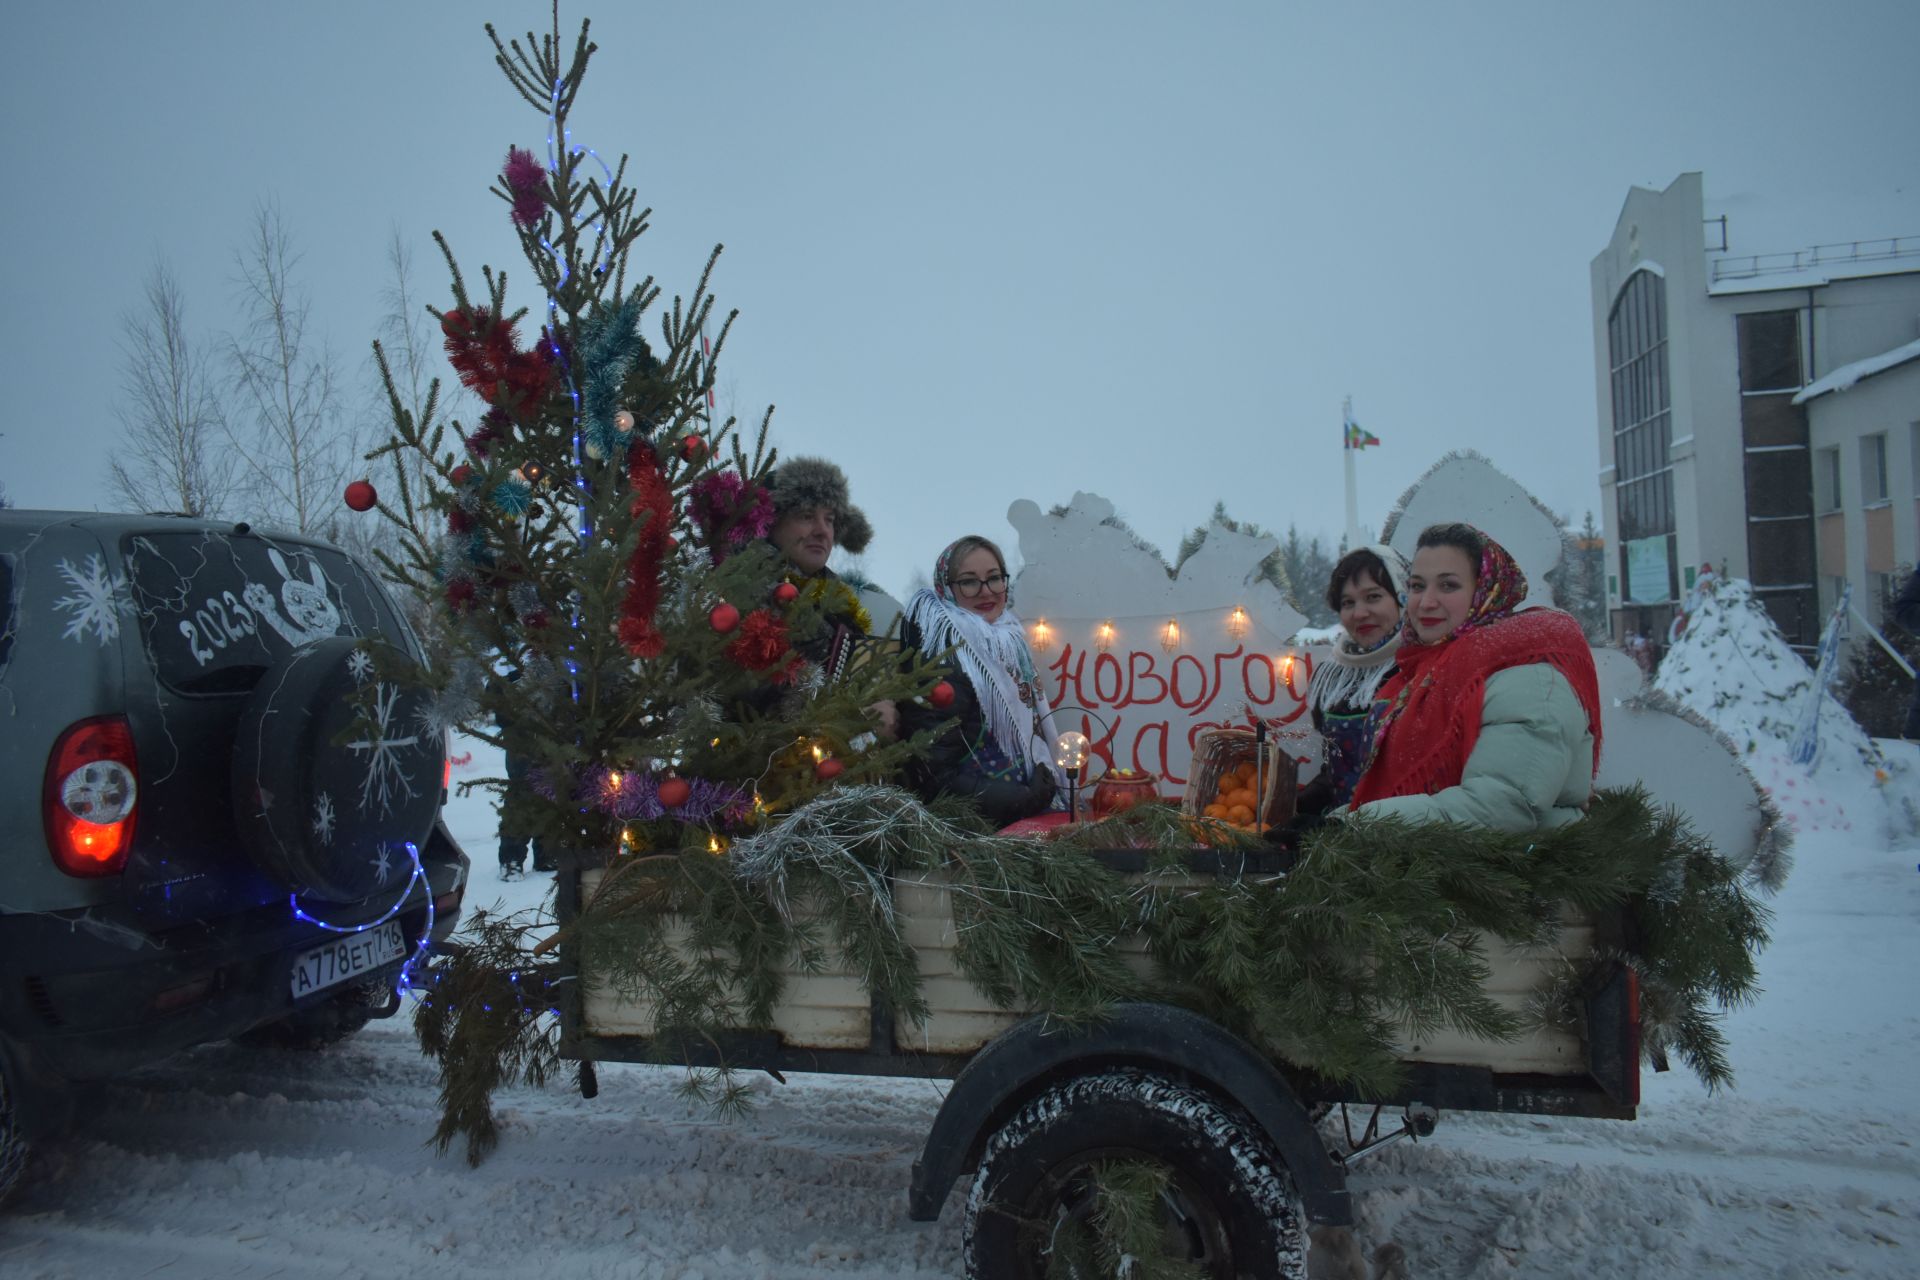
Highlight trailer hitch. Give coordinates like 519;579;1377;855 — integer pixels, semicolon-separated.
1331;1102;1439;1168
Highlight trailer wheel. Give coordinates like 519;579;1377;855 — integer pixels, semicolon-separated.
962;1069;1308;1280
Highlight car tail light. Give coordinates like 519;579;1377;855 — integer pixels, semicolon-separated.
44;715;139;877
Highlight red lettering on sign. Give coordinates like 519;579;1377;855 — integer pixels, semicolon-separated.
1133;721;1178;786
1093;651;1124;704
1170;654;1209;711
1046;645;1086;710
1242;652;1276;706
1124;651;1167;707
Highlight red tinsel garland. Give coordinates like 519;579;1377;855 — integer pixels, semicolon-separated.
618;445;673;658
441;307;554;418
724;607;799;681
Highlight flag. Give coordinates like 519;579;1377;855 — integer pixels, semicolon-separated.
1344;420;1381;450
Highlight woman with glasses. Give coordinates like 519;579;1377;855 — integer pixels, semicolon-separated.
898;535;1061;825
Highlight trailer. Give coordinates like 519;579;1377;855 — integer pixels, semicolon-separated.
550;839;1640;1280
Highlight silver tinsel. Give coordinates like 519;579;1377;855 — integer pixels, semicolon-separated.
416;655;487;735
508;581;542;618
729;785;975;932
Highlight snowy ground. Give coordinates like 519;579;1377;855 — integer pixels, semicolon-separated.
3;735;1918;1279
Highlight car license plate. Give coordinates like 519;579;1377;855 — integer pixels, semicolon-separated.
290;920;406;999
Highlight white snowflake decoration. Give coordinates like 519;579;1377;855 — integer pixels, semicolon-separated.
55;555;131;645
345;648;375;684
368;844;395;884
347;683;420;818
311;793;336;846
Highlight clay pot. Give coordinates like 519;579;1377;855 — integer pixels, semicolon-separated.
1089;769;1162;819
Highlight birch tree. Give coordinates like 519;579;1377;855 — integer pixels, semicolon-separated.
227;200;347;536
109;260;234;516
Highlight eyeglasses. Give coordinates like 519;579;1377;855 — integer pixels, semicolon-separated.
949;572;1009;598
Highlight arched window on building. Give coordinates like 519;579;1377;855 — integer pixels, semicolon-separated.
1607;270;1678;641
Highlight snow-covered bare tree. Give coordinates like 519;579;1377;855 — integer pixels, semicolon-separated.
226;200;348;537
108;260;235;517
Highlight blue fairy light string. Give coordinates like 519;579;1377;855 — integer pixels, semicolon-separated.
287;840;437;997
536;75;620;705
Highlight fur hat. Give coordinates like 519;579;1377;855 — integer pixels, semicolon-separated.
767;455;872;555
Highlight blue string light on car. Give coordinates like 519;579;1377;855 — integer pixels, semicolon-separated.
287;840;436;996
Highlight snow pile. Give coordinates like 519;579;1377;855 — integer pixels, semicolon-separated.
1792;334;1920;404
1654;577;1909;841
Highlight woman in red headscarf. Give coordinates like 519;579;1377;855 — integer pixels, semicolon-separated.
1349;523;1602;832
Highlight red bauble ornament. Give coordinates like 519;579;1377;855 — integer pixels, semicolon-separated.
773;582;800;605
657;776;691;808
344;480;377;512
679;434;707;462
929;681;956;710
709;602;741;634
450;463;474;486
813;757;845;783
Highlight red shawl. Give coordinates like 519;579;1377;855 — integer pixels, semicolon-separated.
1348;607;1602;809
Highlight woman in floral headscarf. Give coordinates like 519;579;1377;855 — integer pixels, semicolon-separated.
897;535;1061;825
1349;523;1602;833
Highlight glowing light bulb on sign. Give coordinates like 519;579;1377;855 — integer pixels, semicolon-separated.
1095;620;1116;652
1161;619;1181;653
1226;605;1250;639
1030;618;1054;653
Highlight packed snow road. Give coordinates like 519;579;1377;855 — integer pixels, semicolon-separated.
4;803;1917;1277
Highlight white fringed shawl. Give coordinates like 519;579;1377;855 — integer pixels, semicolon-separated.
904;589;1060;778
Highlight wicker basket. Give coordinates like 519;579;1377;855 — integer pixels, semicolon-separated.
1181;728;1297;830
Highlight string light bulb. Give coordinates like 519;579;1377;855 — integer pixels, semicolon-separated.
1226;605;1250;639
1030;618;1054;653
1054;731;1091;771
1161;619;1182;653
1095;620;1116;652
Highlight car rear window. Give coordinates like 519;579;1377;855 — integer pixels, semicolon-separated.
125;532;415;693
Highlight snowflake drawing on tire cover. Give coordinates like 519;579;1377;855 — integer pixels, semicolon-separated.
55;555;131;644
347;683;419;817
312;793;336;846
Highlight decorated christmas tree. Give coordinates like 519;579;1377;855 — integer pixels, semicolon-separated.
365;14;940;841
352;14;948;1136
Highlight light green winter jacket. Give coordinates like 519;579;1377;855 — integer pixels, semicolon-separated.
1354;663;1596;832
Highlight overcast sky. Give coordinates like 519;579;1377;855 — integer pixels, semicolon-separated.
3;0;1916;598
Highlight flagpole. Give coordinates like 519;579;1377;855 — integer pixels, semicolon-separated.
1342;395;1363;550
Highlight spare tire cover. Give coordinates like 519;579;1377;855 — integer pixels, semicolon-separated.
233;636;443;902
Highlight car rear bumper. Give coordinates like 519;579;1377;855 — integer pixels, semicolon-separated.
1;841;467;1081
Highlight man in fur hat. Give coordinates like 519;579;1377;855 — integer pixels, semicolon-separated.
766;456;896;736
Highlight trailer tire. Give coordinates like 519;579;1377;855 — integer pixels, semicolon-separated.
962;1069;1308;1280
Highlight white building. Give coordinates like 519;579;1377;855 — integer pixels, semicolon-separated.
1589;172;1920;649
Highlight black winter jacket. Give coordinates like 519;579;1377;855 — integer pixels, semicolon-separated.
897;618;1056;826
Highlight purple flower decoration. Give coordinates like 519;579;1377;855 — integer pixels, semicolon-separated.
689;471;776;564
503;147;547;228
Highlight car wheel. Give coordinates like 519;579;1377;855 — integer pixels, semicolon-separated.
232;636;443;903
0;1057;31;1209
963;1070;1308;1280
